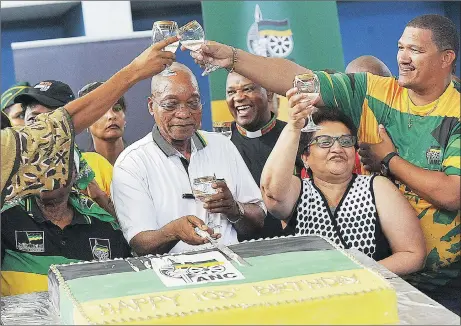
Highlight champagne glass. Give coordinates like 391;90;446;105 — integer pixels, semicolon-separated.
152;21;179;76
293;73;322;132
192;176;221;234
212;121;232;138
178;20;221;76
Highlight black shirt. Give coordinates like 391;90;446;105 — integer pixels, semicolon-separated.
230;119;304;240
1;196;131;264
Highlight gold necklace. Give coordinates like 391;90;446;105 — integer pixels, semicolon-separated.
407;94;440;129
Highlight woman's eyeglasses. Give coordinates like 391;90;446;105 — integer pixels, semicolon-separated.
309;135;356;148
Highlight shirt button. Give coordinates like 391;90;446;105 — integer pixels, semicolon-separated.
61;240;66;246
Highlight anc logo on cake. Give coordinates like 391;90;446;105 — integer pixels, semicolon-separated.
152;252;245;287
159;258;227;283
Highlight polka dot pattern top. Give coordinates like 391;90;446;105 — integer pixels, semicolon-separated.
296;175;379;258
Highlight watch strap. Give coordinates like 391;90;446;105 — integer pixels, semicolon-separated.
382;152;399;166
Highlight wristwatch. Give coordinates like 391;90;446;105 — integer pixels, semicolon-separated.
381;152;399;177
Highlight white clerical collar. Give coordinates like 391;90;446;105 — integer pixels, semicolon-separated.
236;114;277;139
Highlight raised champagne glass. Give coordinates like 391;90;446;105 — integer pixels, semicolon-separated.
152;21;179;76
293;73;322;132
178;20;221;76
192;176;221;234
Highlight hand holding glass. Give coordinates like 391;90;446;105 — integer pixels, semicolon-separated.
192;176;221;233
152;21;179;76
178;20;221;76
293;73;322;132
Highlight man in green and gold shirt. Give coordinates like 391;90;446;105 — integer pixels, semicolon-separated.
187;14;460;313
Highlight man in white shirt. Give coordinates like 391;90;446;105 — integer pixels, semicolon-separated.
111;63;266;255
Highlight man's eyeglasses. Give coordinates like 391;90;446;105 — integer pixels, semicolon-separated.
150;96;203;112
309;135;357;148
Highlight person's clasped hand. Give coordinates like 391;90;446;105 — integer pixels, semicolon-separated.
359;124;397;173
202;180;239;217
286;87;319;130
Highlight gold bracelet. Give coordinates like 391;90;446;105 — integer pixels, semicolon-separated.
226;46;238;73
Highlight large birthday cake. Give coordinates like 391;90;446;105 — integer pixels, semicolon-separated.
48;236;399;324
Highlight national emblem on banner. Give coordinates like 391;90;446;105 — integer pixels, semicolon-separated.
247;4;294;58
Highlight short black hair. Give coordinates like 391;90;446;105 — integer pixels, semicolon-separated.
407;14;459;73
298;108;358;157
78;81;126;111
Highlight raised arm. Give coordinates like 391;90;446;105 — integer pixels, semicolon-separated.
66;37;178;133
187;42;323;105
261;88;315;220
373;176;426;275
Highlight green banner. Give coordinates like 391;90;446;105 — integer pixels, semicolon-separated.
201;1;345;123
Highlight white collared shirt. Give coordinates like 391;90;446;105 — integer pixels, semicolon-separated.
111;128;265;254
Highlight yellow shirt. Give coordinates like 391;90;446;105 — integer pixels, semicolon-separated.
82;152;113;197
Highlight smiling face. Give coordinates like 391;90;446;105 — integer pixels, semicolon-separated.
89;102;126;142
397;27;448;92
148;69;202;143
226;73;271;131
303;121;356;181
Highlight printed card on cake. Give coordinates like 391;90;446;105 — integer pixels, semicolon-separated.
150;251;245;287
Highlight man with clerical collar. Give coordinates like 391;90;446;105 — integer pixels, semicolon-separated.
225;72;304;239
111;63;265;255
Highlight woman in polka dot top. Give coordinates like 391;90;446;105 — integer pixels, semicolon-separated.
260;90;426;276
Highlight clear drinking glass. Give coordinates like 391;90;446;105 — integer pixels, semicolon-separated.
191;176;221;233
293;73;322;132
152;21;179;76
212;121;232;138
178;20;221;76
